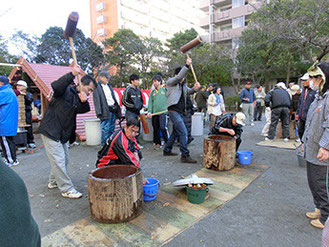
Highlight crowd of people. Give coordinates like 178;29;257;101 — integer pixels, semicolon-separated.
2;56;329;246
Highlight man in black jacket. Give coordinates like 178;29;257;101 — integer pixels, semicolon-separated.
122;74;144;146
93;71;120;146
39;64;96;199
296;73;316;139
264;82;291;142
122;74;143;121
210;112;245;151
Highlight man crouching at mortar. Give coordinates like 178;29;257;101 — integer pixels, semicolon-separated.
210;112;246;151
96;118;148;184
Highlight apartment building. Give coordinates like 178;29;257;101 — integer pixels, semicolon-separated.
200;0;263;48
90;0;204;45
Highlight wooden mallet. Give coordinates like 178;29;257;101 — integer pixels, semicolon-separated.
64;12;82;90
180;36;203;83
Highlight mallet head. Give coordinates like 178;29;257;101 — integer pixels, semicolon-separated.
180;36;202;53
64;12;79;39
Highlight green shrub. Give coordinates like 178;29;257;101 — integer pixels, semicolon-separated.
225;96;241;112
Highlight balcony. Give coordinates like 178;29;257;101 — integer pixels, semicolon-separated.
213;26;246;42
97;28;108;37
96;15;107;24
200;0;232;11
96;2;106;12
200;2;261;28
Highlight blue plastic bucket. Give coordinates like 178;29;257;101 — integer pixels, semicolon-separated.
143;178;159;201
237;151;253;165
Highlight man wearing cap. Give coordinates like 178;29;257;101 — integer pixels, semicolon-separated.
210;112;246;151
264;82;291;142
296;73;316;139
16;80;36;148
93;71;121;146
0;76;19;167
240;82;256;126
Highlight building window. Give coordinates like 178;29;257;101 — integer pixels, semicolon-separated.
232;0;245;8
232;16;245;28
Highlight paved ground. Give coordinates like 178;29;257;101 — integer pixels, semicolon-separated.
12;118;322;246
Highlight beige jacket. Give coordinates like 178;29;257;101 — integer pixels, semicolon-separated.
207;93;225;115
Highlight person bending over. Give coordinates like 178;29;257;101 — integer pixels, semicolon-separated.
210;112;246;151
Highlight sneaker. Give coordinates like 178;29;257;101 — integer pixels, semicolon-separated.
137;144;144;149
295;138;301;143
251;123;255;126
283;138;289;143
48;182;58;189
154;144;161;150
306;208;321;219
7;160;19;167
181;156;197;163
265;137;269;141
28;143;36;148
310;219;324;229
163;151;178;156
61;190;82;199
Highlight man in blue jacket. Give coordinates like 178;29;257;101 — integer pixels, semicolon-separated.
0;76;19;167
240;82;256;126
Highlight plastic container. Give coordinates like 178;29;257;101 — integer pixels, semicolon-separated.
142;117;153;142
191;112;204;136
237;151;253;165
143;178;159;201
84;118;101;146
186;186;207;204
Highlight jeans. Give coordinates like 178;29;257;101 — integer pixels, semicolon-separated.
164;111;189;156
100;112;116;146
41;135;74;193
268;107;289;139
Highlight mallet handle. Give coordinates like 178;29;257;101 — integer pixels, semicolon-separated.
151;110;168;117
69;37;82;91
186;53;198;84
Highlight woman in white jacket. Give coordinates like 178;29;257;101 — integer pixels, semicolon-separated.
207;87;226;131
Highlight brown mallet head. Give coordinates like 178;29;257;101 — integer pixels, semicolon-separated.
64;12;79;39
180;36;202;53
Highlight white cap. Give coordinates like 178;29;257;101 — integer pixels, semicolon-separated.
17;80;27;87
300;73;310;81
276;82;287;90
291;85;300;95
235;112;246;126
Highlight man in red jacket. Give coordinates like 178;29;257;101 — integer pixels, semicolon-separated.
96;118;148;184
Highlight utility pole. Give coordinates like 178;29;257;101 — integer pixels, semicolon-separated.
209;0;214;44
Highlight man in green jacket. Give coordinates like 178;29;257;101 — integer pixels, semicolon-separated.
147;75;169;150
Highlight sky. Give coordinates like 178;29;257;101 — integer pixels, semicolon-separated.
1;0;91;52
